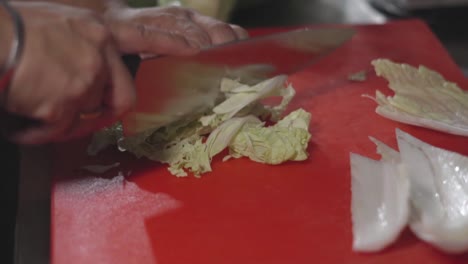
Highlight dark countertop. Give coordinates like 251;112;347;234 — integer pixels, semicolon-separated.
8;1;468;263
1;139;19;264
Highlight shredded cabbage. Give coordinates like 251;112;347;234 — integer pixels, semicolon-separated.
227;109;311;164
207;109;311;165
88;75;312;177
368;59;468;136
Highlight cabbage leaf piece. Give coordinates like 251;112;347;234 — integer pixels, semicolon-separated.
227;108;311;164
120;109;311;177
207;109;311;165
369;59;468;136
200;75;294;128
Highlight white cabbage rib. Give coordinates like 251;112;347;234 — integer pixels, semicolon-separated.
396;129;468;253
352;129;468;253
350;153;410;252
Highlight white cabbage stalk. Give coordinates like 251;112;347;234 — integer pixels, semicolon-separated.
205;115;261;158
369;59;468;136
350;151;409;252
368;136;401;163
201;75;291;128
213;75;287;118
396;129;468;253
351;129;468;254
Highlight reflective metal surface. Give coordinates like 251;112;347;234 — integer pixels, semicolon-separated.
122;27;354;135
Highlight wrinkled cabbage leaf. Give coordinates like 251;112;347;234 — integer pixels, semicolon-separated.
368;59;468;136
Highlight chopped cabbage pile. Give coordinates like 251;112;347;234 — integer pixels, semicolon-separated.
368;59;468;136
88;75;311;177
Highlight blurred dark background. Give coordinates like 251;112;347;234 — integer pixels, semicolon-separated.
229;0;468;75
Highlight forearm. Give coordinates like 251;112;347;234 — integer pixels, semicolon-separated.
10;0;127;13
0;5;14;74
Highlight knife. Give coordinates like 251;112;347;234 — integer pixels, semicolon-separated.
121;27;356;136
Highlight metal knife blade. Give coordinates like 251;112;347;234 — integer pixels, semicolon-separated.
122;27;355;136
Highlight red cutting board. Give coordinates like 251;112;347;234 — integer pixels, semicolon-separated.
51;19;468;264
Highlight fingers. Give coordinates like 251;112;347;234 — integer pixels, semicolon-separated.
109;21;200;55
188;14;236;45
7;5;249;145
102;45;135;117
181;9;248;44
65;45;135;140
77;51;109;115
138;12;212;49
230;24;249;40
11;45;135;144
107;6;249;55
4;65;80;144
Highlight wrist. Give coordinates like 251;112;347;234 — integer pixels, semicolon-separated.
0;1;24;92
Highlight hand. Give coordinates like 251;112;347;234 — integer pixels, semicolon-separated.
104;6;249;56
0;2;135;144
